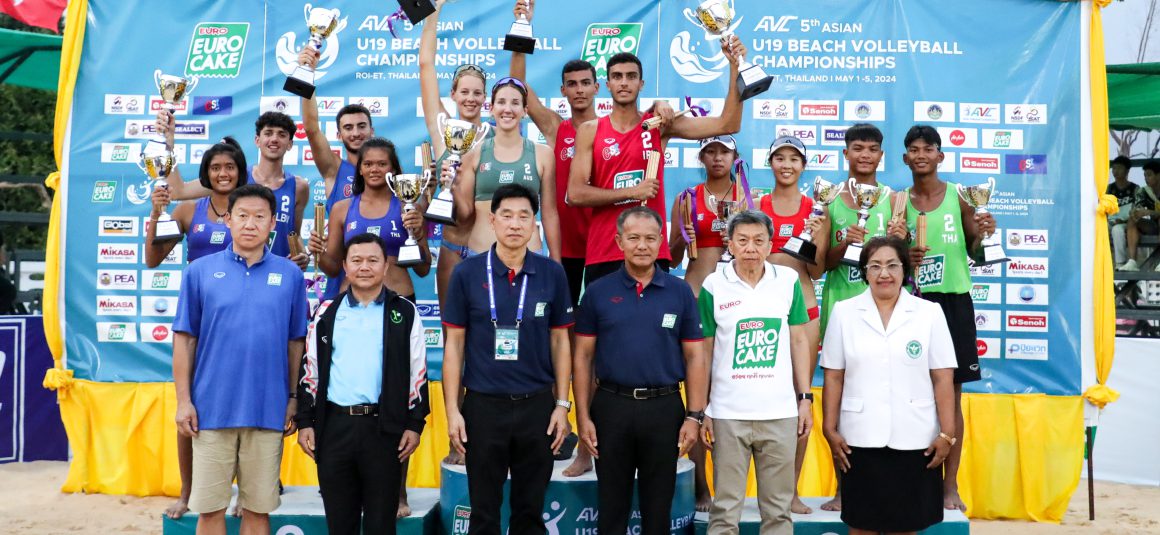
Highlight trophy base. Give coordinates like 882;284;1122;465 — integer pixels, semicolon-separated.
424;197;457;226
737;64;773;101
396;244;427;268
503;33;536;54
841;243;863;267
974;243;1011;267
153;219;184;246
398;0;437;24
780;238;817;265
283;71;317;99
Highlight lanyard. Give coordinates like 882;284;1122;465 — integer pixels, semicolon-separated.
486;252;529;328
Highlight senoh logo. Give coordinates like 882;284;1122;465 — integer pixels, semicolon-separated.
584;23;643;79
959;153;1000;173
976;337;1001;359
97;322;138;343
959;103;1000;124
1005;154;1047;175
97;269;137;290
775;124;817;145
1007;257;1048;278
1006;339;1049;360
1005;229;1048;251
186;22;250;78
97;243;138;264
150;96;189;115
96;296;137;316
798;100;840;120
99;216;139;237
1006;312;1048;332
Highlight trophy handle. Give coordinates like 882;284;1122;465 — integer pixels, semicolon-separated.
955;183;970;205
475;122;492;146
985;176;996;193
845;177;858;201
153;69;163;92
436;112;448;134
682;7;700;27
303;3;313;22
185;75;199;96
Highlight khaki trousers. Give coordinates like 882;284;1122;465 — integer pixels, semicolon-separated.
707;417;797;535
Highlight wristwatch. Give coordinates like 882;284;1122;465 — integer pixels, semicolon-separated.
555;399;572;410
797;393;814;402
938;432;957;446
685;410;705;425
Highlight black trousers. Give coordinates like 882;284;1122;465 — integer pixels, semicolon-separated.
463;389;555;535
590;388;685;535
317;405;403;535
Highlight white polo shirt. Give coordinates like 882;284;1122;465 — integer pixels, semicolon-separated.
819;290;958;450
699;261;809;421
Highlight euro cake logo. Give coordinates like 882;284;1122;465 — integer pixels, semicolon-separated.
669;8;741;83
186;22;250;78
733;317;781;369
581;23;642;79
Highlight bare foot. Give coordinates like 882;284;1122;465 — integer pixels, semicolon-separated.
819;495;841;512
443;450;465;465
397;500;412;518
164;498;189;520
790;494;813;514
562;452;593;477
695;492;712;513
943;488;967;511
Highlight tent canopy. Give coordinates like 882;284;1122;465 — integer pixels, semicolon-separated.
0;27;62;90
1107;62;1160;132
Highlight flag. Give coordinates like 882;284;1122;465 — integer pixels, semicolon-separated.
0;0;68;33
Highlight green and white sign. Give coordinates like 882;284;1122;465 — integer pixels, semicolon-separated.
580;23;643;79
186;22;250;78
733;317;782;369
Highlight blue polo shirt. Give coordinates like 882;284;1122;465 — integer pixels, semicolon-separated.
575;265;703;387
328;289;387;406
442;246;574;395
173;248;309;431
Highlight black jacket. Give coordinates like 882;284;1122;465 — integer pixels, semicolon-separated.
296;288;429;457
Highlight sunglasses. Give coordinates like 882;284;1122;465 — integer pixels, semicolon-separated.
453;64;487;79
493;76;528;94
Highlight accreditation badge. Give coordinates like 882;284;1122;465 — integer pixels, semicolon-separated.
495;327;519;361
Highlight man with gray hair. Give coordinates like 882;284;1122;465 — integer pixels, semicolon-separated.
573;206;710;535
698;210;813;535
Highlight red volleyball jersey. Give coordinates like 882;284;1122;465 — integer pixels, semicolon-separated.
760;193;815;251
555;119;590;259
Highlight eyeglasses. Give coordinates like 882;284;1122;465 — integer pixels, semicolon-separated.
493;76;528;94
866;262;904;275
453;64;487;80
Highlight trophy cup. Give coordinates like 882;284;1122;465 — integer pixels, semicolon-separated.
716;199;741;264
840;179;886;267
781;177;843;265
957;177;1009;266
503;11;536;54
425;112;491;224
692;0;773;100
283;5;340;99
139;70;198;245
388;173;433;267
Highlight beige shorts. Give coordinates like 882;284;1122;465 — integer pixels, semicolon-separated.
189;428;284;514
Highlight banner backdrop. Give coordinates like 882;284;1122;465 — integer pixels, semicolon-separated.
0;317;68;463
61;0;1084;396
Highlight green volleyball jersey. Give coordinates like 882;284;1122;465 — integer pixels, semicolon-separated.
819;186;893;336
906;183;972;294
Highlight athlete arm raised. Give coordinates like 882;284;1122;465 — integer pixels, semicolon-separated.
420;0;450;155
298;50;340;187
566;120;649;207
508;0;563;143
536;144;562;263
663;36;744;142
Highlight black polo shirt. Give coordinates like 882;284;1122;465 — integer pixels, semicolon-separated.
575;264;703;387
442;247;574;395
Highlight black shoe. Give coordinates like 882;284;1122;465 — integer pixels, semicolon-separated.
554;433;579;461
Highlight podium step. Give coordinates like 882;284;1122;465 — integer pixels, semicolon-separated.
692;497;970;534
161;486;439;535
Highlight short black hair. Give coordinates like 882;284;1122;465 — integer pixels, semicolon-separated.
1143;160;1160;174
1112;156;1133;170
344;232;389;260
844;123;883;147
198;137;248;190
616;206;663;234
254;111;295;137
606;52;642;77
336;104;373;128
561;59;597;83
904;125;942;150
490;183;539;215
353;138;402;195
858;235;912;284
227;183;277;214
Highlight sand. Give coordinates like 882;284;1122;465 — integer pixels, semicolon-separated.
0;461;1156;534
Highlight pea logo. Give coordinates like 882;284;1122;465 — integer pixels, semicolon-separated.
906;340;922;359
391;310;403;324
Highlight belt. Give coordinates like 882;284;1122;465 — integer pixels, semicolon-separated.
327;402;379;416
597;381;681;400
469;387;551;401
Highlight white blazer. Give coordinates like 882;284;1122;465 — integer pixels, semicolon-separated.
819;290;957;450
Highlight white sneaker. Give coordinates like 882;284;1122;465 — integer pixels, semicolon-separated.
1120;259;1140;271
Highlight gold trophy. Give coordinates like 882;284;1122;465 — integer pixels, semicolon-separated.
139;70;198;245
957;177;1009;266
425;112;491;224
691;0;773;100
388;173;433;267
781;177;843;265
716;198;741;265
284;5;340;98
840;179;887;267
